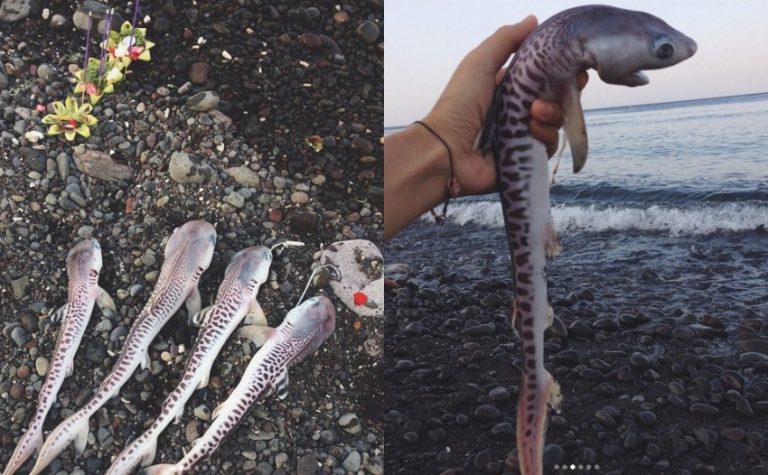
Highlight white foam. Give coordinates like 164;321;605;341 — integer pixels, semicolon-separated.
425;200;768;235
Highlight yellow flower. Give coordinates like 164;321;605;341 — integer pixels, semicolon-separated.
72;58;123;104
107;21;155;68
41;97;98;141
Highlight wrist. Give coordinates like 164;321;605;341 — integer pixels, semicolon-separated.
383;123;452;240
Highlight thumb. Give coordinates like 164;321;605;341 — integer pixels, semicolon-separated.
466;16;539;75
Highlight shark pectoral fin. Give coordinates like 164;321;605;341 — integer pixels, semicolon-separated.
49;304;68;324
197;361;212;389
274;369;289;400
185;286;202;318
174;404;185;424
510;298;520;339
546;304;555;329
237;325;275;348
96;287;116;317
243;300;267;326
189;305;214;327
141;348;151;370
141;437;158;467
74;419;90;455
545;218;562;258
212;401;227;420
548;374;563;414
561;81;588;173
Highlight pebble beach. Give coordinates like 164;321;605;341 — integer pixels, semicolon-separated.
0;0;383;473
384;221;768;475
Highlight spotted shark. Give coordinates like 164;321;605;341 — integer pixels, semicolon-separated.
477;6;696;474
143;295;336;475
104;245;275;475
2;239;114;475
29;220;217;475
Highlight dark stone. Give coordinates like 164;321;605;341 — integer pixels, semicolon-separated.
189;62;211;85
473;404;501;420
355;20;380;44
20;147;46;172
284;209;321;234
296;454;318;475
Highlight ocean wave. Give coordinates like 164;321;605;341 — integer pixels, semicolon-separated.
430;200;768;235
550;182;768;205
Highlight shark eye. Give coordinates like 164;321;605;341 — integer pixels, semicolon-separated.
657;43;674;59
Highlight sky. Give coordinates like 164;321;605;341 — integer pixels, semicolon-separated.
385;0;768;127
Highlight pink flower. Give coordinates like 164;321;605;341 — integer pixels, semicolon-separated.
128;46;144;61
85;82;99;96
35;104;46;113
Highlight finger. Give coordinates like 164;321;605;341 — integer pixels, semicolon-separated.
466;17;538;76
530;120;560;157
530;100;563;127
576;70;589;91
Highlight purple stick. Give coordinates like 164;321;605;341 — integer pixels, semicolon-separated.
98;8;113;77
130;0;140;48
83;13;92;76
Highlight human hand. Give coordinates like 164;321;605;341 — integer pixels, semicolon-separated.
424;16;589;196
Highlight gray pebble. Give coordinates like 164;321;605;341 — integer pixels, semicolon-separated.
355;20;380;44
224;192;245;208
169;151;218;184
342;451;361;472
338;413;361;434
10;326;28;347
186;91;220;112
37;63;55;83
11;275;30;299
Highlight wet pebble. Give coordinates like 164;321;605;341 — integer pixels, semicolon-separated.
638;410;657;425
489;386;511;402
694;427;718;452
491;422;514;440
690;403;720;417
474;404;502;420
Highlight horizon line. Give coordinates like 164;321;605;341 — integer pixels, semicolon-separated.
384;90;768;129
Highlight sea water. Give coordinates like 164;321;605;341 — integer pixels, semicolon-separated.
389;93;768;235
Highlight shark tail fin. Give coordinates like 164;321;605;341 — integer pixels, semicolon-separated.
515;371;562;475
2;425;43;475
29;411;91;475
